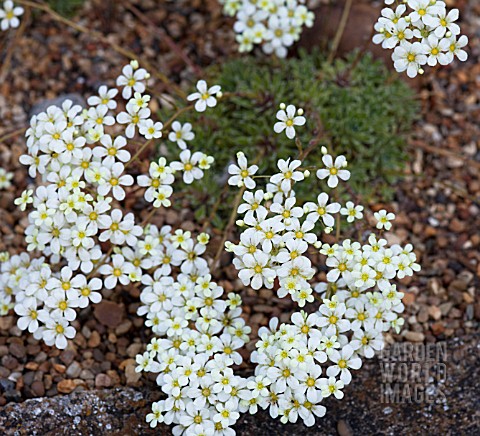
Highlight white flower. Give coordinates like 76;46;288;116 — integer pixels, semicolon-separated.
168;121;194;150
116;64;147;99
316;154;350;188
170;149;204;184
270;158;304;192
139;119;163;139
304;193;340;227
146;401;165;428
374;209;395;230
87;85;118;110
392;41;427;78
319;376;344;399
340;201;364;223
439;34;468;64
0;0;24;31
228;152;258;189
0;168;13;189
273;104;306;139
117;103;151;138
98;254;134;289
42;317;76;349
93;135;131;165
187;80;221;112
424;8;460;38
98;162;134;201
238;251;275;290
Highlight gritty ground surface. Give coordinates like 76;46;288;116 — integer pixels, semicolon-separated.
0;0;479;426
0;334;478;435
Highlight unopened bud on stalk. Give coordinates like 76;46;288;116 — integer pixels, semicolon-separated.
279;102;286;110
130;60;139;70
314;241;322;249
297;108;304;116
321;146;328;155
236;219;245;227
304;170;310;177
217;91;223;99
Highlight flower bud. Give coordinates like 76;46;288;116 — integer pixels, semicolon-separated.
446;31;452;38
297;108;304;116
267;277;275;284
325;227;333;234
130;60;139;70
279;102;286;110
284;218;292;226
303;170;310;177
236;219;245;227
217;91;223;99
314;241;322;249
237;180;244;188
321;146;328;155
418;68;424;75
145;73;151;80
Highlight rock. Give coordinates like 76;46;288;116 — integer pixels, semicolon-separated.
57;379;76;394
402;292;415;305
404;331;425;342
125;363;141;385
115;319;132;336
0;335;478;435
8;343;26;360
337;419;354;436
94;301;124;328
29;93;86;118
439;302;454;316
4;390;21;402
126;343;143;358
66;362;82;379
0;316;14;330
0;379;15;393
95;374;112;388
30;380;45;397
87;331;101;348
428;306;442;321
60;350;76;366
1;355;18;370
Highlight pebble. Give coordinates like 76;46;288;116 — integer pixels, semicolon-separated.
94;301;124;328
115;320;132;336
87;331;101;348
2;355;18;370
125;363;141;385
66;362;82;379
9;343;26;360
337;419;354;436
428;306;442;321
57;379;76;394
95;373;112;388
60;350;76;366
31;380;45;397
126;343;143;358
404;331;425;342
0;316;14;330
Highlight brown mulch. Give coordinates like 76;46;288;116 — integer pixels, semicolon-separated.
0;0;478;406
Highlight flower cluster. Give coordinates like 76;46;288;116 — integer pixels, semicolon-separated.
0;0;23;31
219;0;315;58
0;167;13;189
0;62;218;348
373;0;468;77
132;100;419;432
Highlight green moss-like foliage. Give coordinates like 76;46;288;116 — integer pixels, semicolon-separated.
160;50;419;228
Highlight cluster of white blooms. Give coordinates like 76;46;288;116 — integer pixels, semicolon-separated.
373;0;468;77
0;62;218;348
0;167;13;189
219;0;315;58
133;102;420;432
0;0;23;31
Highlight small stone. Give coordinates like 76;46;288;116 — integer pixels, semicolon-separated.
31;380;45;397
95;373;112;388
126;343;143;358
404;331;425;342
52;363;66;374
439;302;454;316
9;343;26;360
428;306;442;321
0;379;15;393
125;363;141;385
402;292;416;305
80;369;94;380
57;379;76;394
115;320;132;336
60;349;76;366
2;355;18;370
0;346;8;357
66;362;82;379
417;307;429;323
87;331;101;348
94;301;124;328
337;419;354;436
0;316;14;330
